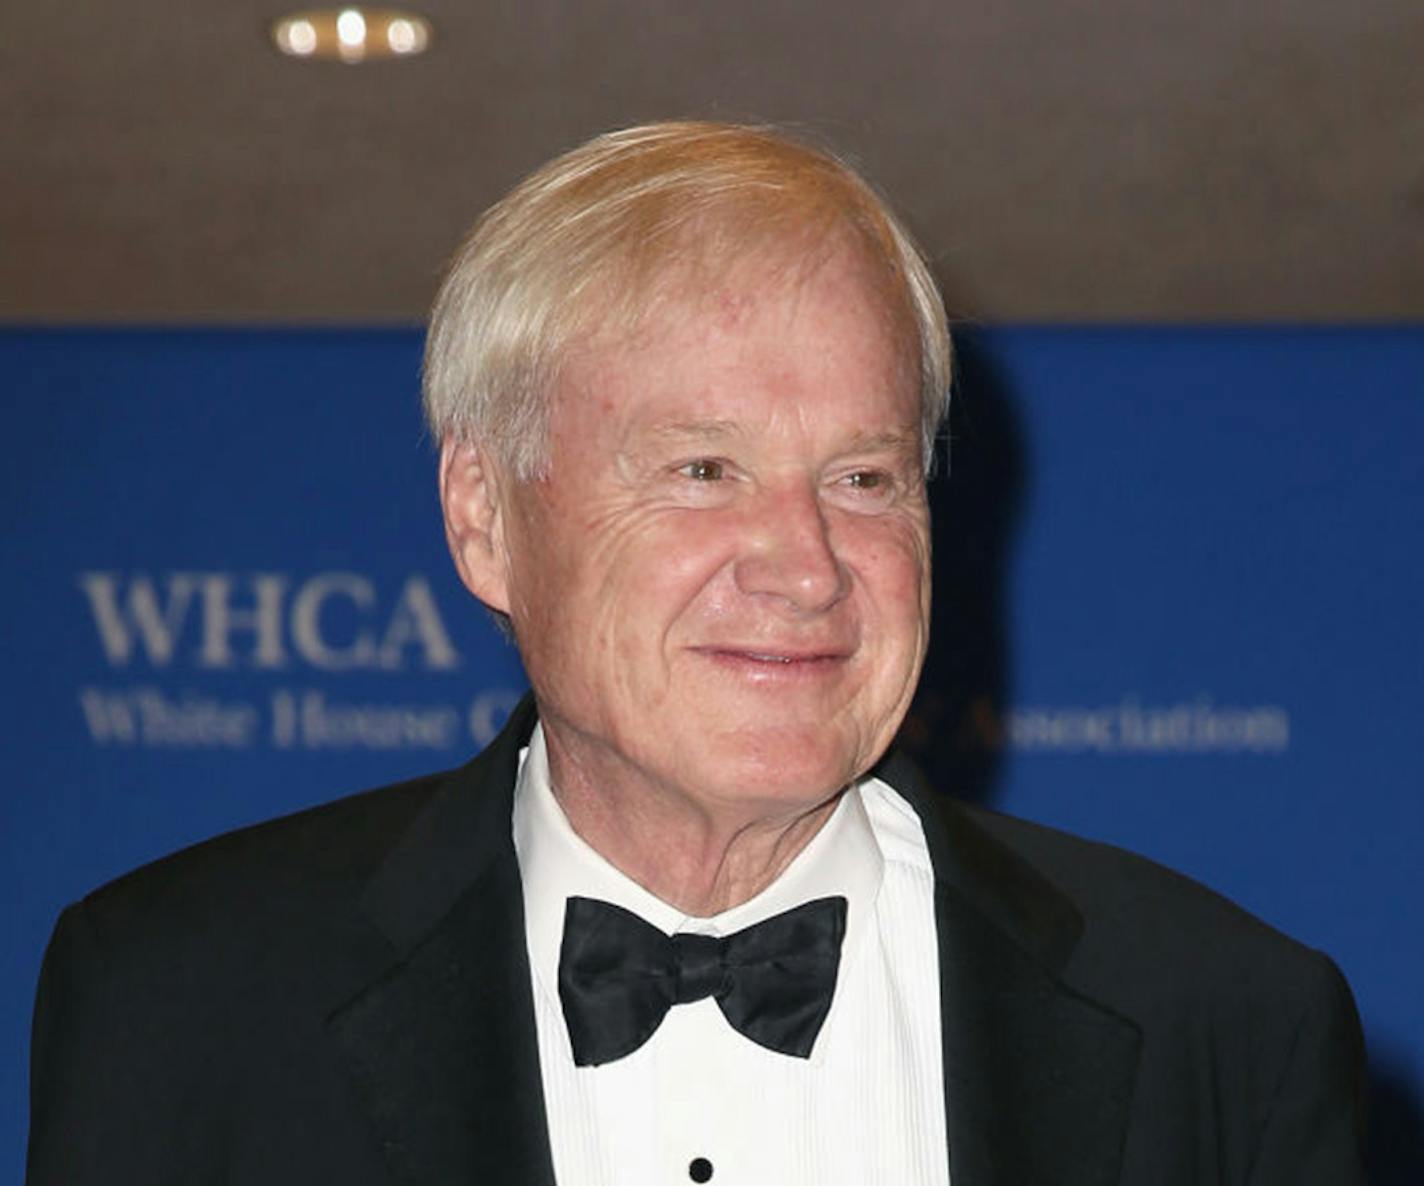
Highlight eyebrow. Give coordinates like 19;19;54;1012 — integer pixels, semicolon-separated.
841;428;919;454
643;422;918;453
645;419;743;443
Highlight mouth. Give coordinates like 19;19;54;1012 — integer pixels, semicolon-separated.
691;646;851;677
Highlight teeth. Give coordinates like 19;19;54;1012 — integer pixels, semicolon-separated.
748;653;794;663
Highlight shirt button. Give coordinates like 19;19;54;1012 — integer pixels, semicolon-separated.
688;1157;714;1182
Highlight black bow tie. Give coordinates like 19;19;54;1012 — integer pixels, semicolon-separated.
557;894;848;1067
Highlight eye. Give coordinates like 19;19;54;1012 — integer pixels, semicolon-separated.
828;466;903;511
678;458;725;481
838;468;895;495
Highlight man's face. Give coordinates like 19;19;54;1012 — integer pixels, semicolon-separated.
483;247;930;824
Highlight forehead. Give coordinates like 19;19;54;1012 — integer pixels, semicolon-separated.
555;243;920;436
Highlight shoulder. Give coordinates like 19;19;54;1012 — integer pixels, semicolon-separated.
58;765;457;975
937;800;1367;1177
959;801;1305;947
49;696;537;988
948;799;1355;1026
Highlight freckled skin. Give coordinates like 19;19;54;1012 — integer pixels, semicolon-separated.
458;247;931;910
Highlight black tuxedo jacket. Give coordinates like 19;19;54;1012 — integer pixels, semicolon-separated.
29;697;1366;1185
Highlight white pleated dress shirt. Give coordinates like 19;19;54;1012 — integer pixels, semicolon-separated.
512;725;951;1186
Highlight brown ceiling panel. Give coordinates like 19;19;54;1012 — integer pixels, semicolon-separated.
3;0;1421;322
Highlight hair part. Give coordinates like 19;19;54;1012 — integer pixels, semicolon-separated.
422;121;952;478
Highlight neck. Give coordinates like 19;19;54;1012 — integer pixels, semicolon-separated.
542;729;842;916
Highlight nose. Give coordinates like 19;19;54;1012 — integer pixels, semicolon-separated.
733;481;849;613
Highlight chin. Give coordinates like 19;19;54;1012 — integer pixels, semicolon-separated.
701;731;865;808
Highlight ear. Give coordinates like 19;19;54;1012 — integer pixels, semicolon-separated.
439;438;513;614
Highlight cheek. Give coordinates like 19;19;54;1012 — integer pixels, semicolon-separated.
852;517;931;618
611;515;742;643
532;509;737;655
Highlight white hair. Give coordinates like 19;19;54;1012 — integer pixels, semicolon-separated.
423;121;951;477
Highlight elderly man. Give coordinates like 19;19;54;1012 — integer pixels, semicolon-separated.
29;124;1365;1186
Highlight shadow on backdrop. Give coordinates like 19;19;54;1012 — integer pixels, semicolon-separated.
1369;1053;1424;1186
896;328;1422;1182
899;328;1026;811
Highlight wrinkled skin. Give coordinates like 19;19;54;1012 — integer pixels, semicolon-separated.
442;246;931;910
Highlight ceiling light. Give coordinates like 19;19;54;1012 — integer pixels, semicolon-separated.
271;8;433;62
336;9;367;49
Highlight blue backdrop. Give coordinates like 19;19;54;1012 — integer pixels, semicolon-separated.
3;327;1420;1180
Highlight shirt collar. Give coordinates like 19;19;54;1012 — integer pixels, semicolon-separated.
512;722;885;1005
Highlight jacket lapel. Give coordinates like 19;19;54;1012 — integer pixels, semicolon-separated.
327;698;556;1186
881;754;1142;1186
325;704;1138;1186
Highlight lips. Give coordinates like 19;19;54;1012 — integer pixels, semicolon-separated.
691;644;852;668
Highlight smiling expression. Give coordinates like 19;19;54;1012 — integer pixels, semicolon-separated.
478;244;931;827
